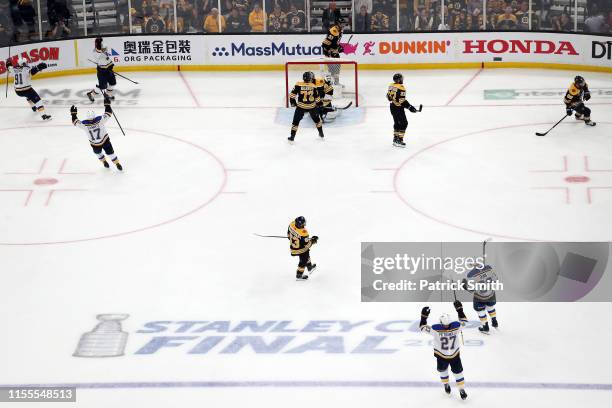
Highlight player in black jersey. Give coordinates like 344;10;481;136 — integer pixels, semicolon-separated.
287;216;318;280
564;75;595;126
288;71;324;143
322;18;344;85
387;73;421;148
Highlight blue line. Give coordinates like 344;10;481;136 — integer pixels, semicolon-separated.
1;381;611;391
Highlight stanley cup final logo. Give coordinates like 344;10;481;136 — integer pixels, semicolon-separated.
74;314;129;358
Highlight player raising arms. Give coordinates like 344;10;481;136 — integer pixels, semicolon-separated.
564;75;596;126
287;216;318;280
387;73;421;148
71;95;123;171
288;71;324;143
5;58;51;121
87;37;117;102
420;301;469;400
462;264;499;334
321;18;344;85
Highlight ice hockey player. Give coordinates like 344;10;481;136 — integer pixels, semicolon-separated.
387;73;420;148
71;95;123;171
315;73;352;123
5;57;51;120
462;264;499;334
420;301;469;400
87;37;117;102
287;216;318;280
564;75;595;126
288;71;324;142
321;18;344;84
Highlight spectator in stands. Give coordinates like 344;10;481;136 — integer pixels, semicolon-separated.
204;7;226;32
0;2;11;46
496;5;518;30
268;3;287;32
466;0;480;14
551;12;572;32
194;0;214;28
355;5;370;32
146;6;166;32
584;6;607;33
515;0;539;30
234;0;251;16
452;8;469;30
413;0;431;16
322;1;341;31
468;8;484;30
226;7;248;32
176;0;195;32
414;7;433;30
432;2;450;31
286;3;306;32
46;0;72;39
248;2;265;32
370;7;390;31
11;0;37;41
534;0;553;28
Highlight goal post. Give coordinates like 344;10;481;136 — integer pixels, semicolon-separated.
285;58;359;108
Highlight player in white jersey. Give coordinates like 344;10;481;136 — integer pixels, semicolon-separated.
86;37;117;102
71;95;123;171
420;301;468;400
462;264;499;334
5;57;51;120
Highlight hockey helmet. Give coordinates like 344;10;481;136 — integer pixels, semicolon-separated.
94;37;105;52
17;57;29;67
574;75;585;87
323;72;333;84
86;110;97;120
294;216;306;229
393;73;403;84
439;313;452;327
303;71;315;83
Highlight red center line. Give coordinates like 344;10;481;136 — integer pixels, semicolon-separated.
445;67;483;106
178;69;200;108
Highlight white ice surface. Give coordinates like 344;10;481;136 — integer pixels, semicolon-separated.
0;68;611;407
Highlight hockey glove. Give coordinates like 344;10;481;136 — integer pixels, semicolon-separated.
408;105;418;113
453;300;463;311
421;306;431;317
311;236;319;244
6;59;12;68
104;95;111;105
37;62;48;70
70;105;78;114
290;98;297;107
338;45;344;53
584;92;591;101
566;107;573;116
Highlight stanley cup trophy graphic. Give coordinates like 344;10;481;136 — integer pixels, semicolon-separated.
74;314;129;357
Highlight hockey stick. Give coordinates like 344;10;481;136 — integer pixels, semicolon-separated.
418;104;423;112
336;101;352;110
111;108;125;136
482;238;491;263
253;233;286;239
87;59;139;84
5;45;10;98
535;114;567;136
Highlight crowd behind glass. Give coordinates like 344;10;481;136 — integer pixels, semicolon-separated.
1;0;611;46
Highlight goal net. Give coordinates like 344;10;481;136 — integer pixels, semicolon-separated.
285;58;358;108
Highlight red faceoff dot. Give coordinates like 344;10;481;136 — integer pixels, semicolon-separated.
565;175;590;183
33;178;59;185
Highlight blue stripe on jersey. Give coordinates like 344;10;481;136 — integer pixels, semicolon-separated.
82;117;102;125
432;321;460;332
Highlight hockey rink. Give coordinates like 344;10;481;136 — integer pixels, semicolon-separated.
1;68;612;407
